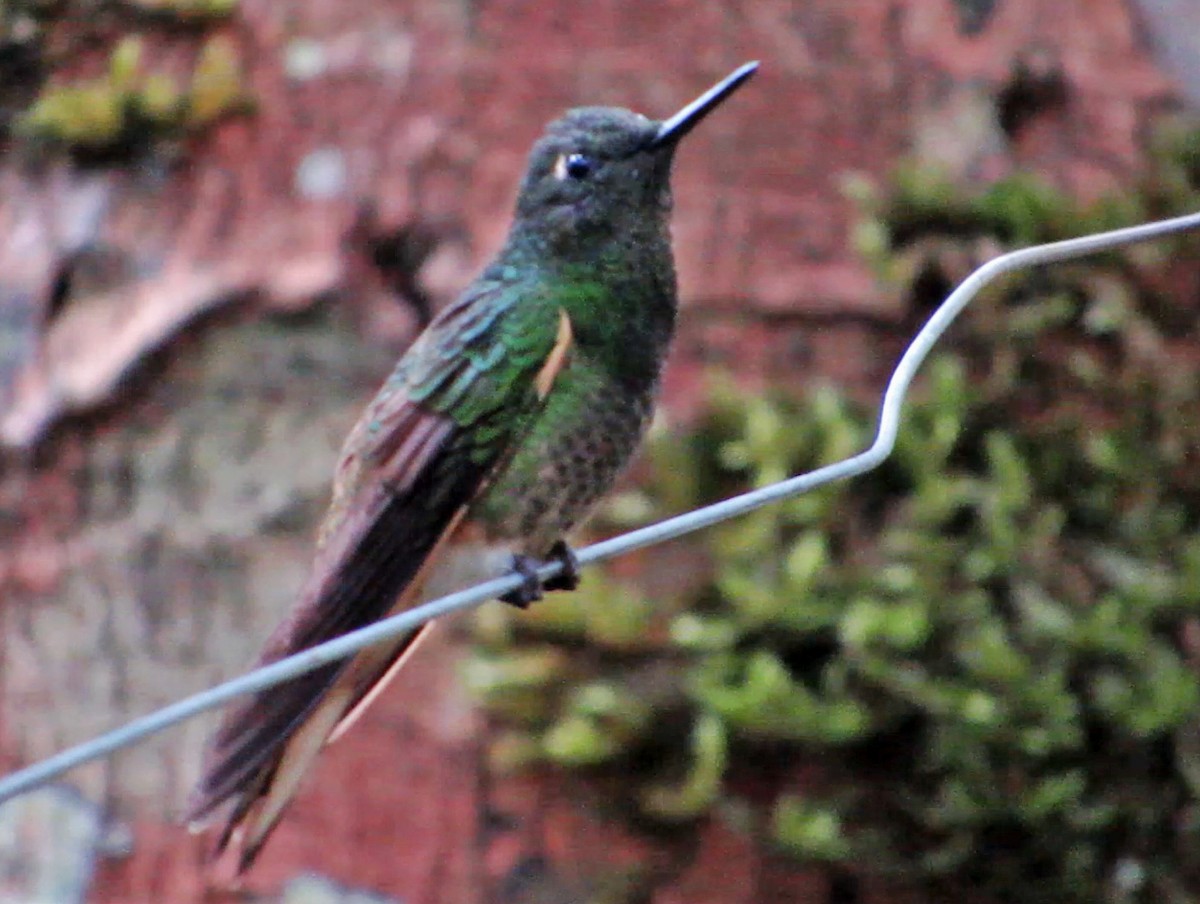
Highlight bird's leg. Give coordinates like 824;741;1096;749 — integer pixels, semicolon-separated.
541;539;581;593
500;556;542;609
499;540;581;608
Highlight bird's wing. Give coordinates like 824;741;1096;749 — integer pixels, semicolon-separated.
185;281;575;872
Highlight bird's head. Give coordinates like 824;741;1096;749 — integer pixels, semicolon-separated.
508;63;758;260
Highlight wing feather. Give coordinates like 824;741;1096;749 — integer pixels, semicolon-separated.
186;283;575;873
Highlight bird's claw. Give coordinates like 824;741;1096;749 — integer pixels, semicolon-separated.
541;539;581;593
499;540;581;608
500;555;543;609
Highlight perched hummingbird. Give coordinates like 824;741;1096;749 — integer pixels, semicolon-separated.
186;61;759;873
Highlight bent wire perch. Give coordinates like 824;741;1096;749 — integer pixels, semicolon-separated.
1;210;1199;804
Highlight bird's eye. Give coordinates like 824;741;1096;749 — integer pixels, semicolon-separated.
554;152;593;181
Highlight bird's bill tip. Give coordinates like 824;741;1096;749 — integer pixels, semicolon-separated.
651;61;760;148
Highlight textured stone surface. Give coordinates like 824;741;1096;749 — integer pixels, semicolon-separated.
1134;0;1200;105
0;0;1189;902
0;0;1179;447
0;786;103;904
278;874;401;904
3;308;395;818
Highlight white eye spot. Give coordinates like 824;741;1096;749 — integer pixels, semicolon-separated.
554;152;593;181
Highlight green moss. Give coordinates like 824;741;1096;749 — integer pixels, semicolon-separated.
0;1;60;139
122;0;237;20
16;8;247;158
468;125;1200;900
21;75;126;148
186;34;247;126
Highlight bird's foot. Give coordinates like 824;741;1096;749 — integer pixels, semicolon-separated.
542;540;582;593
500;540;581;609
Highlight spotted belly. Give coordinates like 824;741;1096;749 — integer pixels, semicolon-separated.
470;368;656;555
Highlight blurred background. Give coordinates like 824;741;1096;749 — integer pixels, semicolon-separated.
2;1;1200;902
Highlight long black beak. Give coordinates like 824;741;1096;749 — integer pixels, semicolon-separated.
650;61;760;149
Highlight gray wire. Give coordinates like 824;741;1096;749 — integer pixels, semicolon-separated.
2;210;1198;804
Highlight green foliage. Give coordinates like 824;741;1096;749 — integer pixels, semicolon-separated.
467;129;1200;902
773;796;852;862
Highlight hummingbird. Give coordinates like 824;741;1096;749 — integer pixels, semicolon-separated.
186;61;759;873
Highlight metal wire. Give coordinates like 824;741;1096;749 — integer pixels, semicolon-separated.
2;210;1199;804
